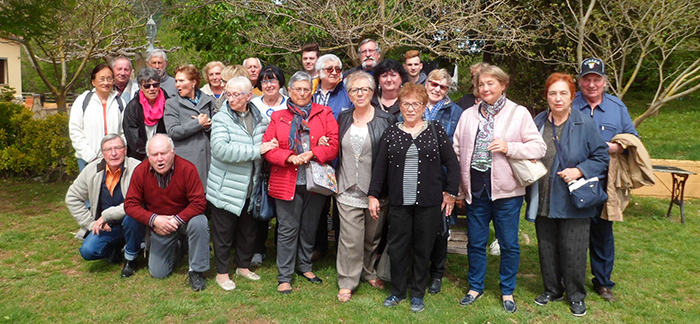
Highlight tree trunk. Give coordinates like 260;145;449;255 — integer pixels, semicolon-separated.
56;92;68;114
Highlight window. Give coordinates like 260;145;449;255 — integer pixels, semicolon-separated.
0;58;6;85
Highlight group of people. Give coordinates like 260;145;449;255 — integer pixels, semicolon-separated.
66;39;639;317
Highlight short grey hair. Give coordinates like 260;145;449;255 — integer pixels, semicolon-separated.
242;57;261;68
577;74;610;92
226;76;253;93
101;133;125;148
358;38;381;54
345;71;376;92
315;54;342;79
147;49;167;62
111;56;132;69
146;134;175;157
288;71;312;89
136;68;161;85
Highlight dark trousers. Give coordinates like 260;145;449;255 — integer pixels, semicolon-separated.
429;209;453;280
313;196;339;253
253;219;270;255
388;205;440;299
536;216;590;302
590;215;616;289
210;201;257;274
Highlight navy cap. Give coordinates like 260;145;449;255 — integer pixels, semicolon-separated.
579;58;605;77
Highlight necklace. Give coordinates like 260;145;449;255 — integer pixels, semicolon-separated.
353;107;374;124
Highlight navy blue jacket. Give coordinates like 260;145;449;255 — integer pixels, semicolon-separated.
526;108;610;219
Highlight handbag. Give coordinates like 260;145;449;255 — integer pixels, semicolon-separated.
251;165;275;221
552;120;608;209
501;106;547;186
305;160;338;196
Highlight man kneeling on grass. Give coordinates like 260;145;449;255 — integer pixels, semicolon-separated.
124;134;210;291
66;134;146;278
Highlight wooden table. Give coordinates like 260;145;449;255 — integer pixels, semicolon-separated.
653;165;696;224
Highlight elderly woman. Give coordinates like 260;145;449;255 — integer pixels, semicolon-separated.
369;82;459;313
371;59;408;117
249;65;288;266
313;54;353;119
335;71;396;303
251;65;288;121
69;63;126;171
206;76;278;291
123;68;169;161
456;62;490;110
453;65;546;313
528;73;609;316
420;68;465;295
164;64;215;188
263;71;339;294
200;61;227;112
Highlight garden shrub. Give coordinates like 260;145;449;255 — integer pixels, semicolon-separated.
0;102;77;180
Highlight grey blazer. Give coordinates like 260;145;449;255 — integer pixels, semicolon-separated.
164;91;215;188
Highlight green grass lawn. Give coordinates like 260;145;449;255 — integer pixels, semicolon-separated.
1;179;699;323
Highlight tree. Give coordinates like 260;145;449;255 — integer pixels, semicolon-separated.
0;0;155;112
169;0;541;69
536;0;700;127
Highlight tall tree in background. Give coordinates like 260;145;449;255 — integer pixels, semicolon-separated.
538;0;700;127
0;0;154;112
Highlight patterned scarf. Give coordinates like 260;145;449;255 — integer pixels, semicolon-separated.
471;94;507;172
287;101;312;154
424;98;446;122
139;90;165;126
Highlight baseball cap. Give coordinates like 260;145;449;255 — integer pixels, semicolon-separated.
579;58;605;77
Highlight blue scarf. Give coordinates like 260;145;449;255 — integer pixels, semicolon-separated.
424;98;446;122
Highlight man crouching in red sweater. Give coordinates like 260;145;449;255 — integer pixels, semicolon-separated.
125;134;210;291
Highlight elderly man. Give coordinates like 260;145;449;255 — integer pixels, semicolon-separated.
572;58;638;302
313;54;353;120
65;134;146;278
403;50;427;85
301;43;321;92
147;49;177;97
111;56;139;103
342;38;382;78
243;57;263;97
124;134;210;291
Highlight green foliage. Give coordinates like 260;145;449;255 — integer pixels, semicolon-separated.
0;0;71;40
0;103;76;180
0;86;16;102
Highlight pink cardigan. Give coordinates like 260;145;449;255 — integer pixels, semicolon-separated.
453;99;546;203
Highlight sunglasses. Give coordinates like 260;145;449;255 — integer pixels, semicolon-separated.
429;80;449;91
324;66;342;74
142;82;160;89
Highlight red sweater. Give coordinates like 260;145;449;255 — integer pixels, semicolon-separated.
263;103;339;201
125;155;206;226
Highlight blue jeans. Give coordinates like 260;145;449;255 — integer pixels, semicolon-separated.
466;193;524;295
79;216;146;261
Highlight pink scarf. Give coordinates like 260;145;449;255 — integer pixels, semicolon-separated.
139;90;165;126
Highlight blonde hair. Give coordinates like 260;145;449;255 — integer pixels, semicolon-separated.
221;65;250;82
474;65;509;97
202;61;226;83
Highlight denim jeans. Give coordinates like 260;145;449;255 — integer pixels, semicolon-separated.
79;215;146;261
466;193;524;295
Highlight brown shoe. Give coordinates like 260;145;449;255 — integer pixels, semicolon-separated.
595;286;617;301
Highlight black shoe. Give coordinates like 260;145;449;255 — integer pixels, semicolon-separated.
277;282;292;295
107;243;124;265
188;271;206;291
410;297;425;313
428;278;442;294
534;292;564;305
459;291;484;306
570;301;586;316
296;271;323;284
502;299;517;313
382;294;405;307
120;260;138;278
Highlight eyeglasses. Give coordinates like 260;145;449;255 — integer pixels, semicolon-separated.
323;66;342;74
98;77;114;84
141;82;160;89
261;79;278;85
291;87;311;94
226;91;248;98
360;48;378;55
348;87;372;95
429;80;449;91
400;102;424;110
101;145;125;153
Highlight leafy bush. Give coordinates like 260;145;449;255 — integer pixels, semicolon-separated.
0;102;77;180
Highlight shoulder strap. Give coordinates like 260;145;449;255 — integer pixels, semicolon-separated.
500;105;518;139
82;91;93;114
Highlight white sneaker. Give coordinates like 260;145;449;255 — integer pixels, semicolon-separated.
489;239;501;256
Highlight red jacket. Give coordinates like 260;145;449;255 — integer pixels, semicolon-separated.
263;103;339;200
